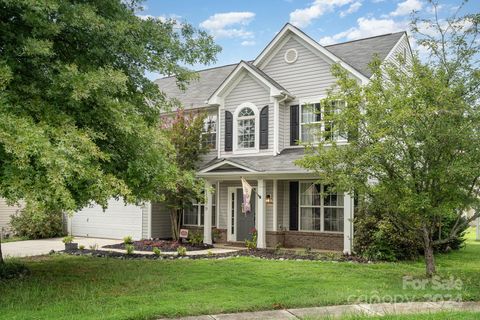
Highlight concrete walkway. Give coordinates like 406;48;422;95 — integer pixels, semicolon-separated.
159;301;480;319
1;237;120;258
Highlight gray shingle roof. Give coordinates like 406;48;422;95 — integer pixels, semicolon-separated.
325;32;405;78
154;63;237;110
200;148;309;173
154;31;406;108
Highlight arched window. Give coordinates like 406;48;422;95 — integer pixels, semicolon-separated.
237;107;255;149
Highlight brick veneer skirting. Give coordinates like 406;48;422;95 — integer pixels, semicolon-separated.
181;226;228;243
266;231;343;251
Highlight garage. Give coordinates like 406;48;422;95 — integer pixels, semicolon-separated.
70;199;145;240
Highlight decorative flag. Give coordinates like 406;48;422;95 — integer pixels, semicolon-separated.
241;177;252;214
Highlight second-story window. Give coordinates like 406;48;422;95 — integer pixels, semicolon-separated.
202;115;217;149
300;100;346;143
237;107;255;149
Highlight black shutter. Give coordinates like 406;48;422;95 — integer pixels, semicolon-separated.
289;181;299;231
290;105;299;146
225;111;233;152
259;105;269;149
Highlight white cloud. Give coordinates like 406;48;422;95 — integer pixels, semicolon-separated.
289;0;354;28
241;40;256;46
340;1;362;18
319;17;407;45
200;12;255;39
390;0;423;17
136;14;181;22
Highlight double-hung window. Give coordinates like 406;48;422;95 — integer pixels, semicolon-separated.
300;100;346;143
202;115;217;149
183;187;216;226
299;182;344;232
237;107;256;149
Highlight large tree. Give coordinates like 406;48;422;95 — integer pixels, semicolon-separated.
297;1;479;276
0;0;220;262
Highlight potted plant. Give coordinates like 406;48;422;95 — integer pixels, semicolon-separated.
63;235;78;251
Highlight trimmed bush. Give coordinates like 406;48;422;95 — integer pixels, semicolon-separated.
10;209;64;239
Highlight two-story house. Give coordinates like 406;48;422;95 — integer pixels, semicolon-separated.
63;23;412;253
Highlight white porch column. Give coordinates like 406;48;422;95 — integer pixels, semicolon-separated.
203;180;213;245
257;179;267;248
343;193;353;254
272;179;278;232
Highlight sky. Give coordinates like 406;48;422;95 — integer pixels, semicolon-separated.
138;0;479;80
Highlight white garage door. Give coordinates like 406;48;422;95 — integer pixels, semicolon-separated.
71;199;143;240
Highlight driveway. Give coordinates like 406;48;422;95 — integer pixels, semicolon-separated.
1;237;120;258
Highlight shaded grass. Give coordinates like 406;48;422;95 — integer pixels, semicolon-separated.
0;229;479;320
1;236;29;243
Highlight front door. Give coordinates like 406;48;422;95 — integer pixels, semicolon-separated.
236;188;256;241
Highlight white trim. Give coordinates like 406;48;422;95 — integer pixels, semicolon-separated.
147;201;152;239
253;23;370;84
273;100;279;155
208;61;286;105
217;106;221;159
343;192;353;254
227;187;237;241
272;179;278;232
257;179;266;248
215;181;220;228
199;159;257;174
203;180;213;244
233;102;260;154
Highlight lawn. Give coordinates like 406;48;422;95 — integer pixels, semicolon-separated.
1;236;29;243
0;229;479;320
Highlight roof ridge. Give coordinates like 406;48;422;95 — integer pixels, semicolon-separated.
324;31;406;47
154;62;239;81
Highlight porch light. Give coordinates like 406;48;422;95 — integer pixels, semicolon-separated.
265;194;273;205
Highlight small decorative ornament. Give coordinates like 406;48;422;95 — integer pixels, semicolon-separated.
179;229;189;239
284;48;298;64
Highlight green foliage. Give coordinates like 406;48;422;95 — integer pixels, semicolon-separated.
125;244;134;255
245;228;257;250
160;109;209;240
62;236;74;244
78;245;85;251
188;231;203;246
123;236;133;245
152;247;161;256
0;0;219;220
10;209;64;239
176;246;187;256
89;244;98;251
0;260;29;281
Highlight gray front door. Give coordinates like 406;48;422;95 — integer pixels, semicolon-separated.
236;188;255;241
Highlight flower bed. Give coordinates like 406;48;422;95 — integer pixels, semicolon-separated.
103;239;213;252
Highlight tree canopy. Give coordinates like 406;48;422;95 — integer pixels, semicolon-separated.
0;0;221;219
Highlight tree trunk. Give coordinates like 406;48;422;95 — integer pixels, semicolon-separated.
169;208;180;241
423;228;436;277
0;232;3;264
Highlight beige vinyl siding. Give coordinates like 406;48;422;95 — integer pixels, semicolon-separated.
0;198;21;232
261;36;339;150
151;202;172;238
220;72;273;156
384;36;412;68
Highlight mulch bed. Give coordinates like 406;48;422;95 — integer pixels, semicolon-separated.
62;247;369;263
102;239;213;252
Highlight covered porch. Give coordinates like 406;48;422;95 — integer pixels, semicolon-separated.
196;151;354;254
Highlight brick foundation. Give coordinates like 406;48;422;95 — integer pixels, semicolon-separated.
266;231;343;251
181;226;228;243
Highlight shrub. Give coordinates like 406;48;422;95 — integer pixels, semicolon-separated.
78;245;85;250
62;236;74;244
125;244;134;255
0;260;29;280
188;231;203;246
123;236;133;245
152;247;161;256
245;228;257;250
177;246;187;256
354;206;469;261
10;209;64;239
89;244;98;251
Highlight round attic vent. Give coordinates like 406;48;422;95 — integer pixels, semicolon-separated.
284;48;298;64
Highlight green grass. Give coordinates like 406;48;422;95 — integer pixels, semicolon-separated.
0;229;479;320
1;236;29;243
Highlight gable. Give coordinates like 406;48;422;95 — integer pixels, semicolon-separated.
260;36;338;100
224;72;270;107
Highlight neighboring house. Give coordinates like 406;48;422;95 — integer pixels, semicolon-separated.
67;23;412;253
0;199;22;236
